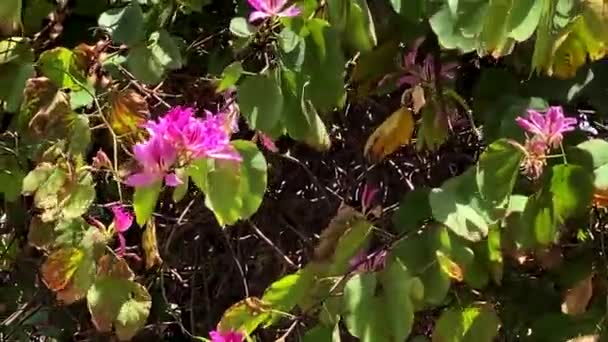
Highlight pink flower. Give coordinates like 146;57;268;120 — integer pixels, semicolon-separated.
361;182;379;214
146;106;241;162
257;132;278;152
209;330;244;342
111;205;133;255
516;106;577;148
247;0;301;22
92;149;111;169
395;39;457;88
125;135;181;187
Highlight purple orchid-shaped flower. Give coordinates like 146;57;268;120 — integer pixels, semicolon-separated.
111;205;133;255
125;135;181;187
209;330;244;342
515;106;577;149
247;0;301;23
126;106;241;188
396;38;457;88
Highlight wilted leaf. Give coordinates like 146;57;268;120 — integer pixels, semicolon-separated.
40;247;84;292
561;274;593;316
20;77;71;138
108;89;149;135
364;107;415;162
142;218;162;270
56;253;96;305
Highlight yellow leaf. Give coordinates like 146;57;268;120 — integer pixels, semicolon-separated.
436;250;464;282
364;107;415;162
142;218;162;270
549;31;587;79
561;274;594;315
107;89;149;135
411;85;426;114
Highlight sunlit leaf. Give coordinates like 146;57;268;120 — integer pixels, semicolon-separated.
436;250;464;282
217;297;271;336
364;107;415;163
40;247;84;292
62;183;96;219
0;0;22;36
133;181;162;226
238;72;284;134
261;268;316;324
217;61;243;92
476;139;523;206
432;305;500;342
98;2;145;45
229;17;256;38
87;276;152;340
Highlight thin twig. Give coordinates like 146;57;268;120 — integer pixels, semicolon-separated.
249;221;297;269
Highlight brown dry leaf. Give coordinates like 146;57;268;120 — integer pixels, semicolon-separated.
314;205;364;262
592;188;608;208
22;77;71;137
436;250;464;282
411;85;426;114
561;274;594;315
108;89;149;135
72;43;97;72
142;218;162;270
40;247;84;292
364;107;415;163
97;254;134;280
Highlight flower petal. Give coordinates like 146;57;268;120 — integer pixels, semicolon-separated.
249;10;272;22
247;0;269;11
126;172;162;187
277;4;301;17
164;173;183;187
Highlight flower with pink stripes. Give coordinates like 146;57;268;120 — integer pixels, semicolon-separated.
247;0;301;23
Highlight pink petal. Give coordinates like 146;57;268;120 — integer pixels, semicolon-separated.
259;133;278;152
133;143;157;170
515;117;543;136
164;173;183;187
118;233;127;256
277;4;301;17
397;75;419;87
111;205;133;232
247;0;269;11
126;172;162;187
249;11;272;22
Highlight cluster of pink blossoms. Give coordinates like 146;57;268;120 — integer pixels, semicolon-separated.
125;106;241;188
209;330;244;342
247;0;300;23
515;106;577;178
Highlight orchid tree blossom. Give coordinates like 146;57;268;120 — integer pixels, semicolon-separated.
209;330;244;342
515;106;577;149
125;135;181;187
111;205;133;255
393;38;458;89
247;0;301;23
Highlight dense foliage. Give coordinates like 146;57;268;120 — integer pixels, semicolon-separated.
0;0;607;341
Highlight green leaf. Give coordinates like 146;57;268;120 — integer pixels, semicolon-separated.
261;268;316;324
0;39;35;112
217;61;243;92
37;47;94;108
523;190;556;246
87;277;152;340
69;115;91;156
571;139;608;169
429;5;476;52
476;139;523;206
148;29;183;70
378;259;424;341
344;0;377;52
0;0;22;35
126;45;165;85
229;17;255;38
392;187;431;233
432;305;500;342
531;0;555;73
506;0;543;41
203;141;267;226
98;2;145;45
22;163;54;194
126;30;184;85
217;297;271;335
238;72;284;134
34;167;67;212
550;164;593;221
302;19;346;112
430;168;493;242
0;154;25;202
62;184;95;219
302;324;340;342
343;273;387;342
133;182;162;226
172;168;189;203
